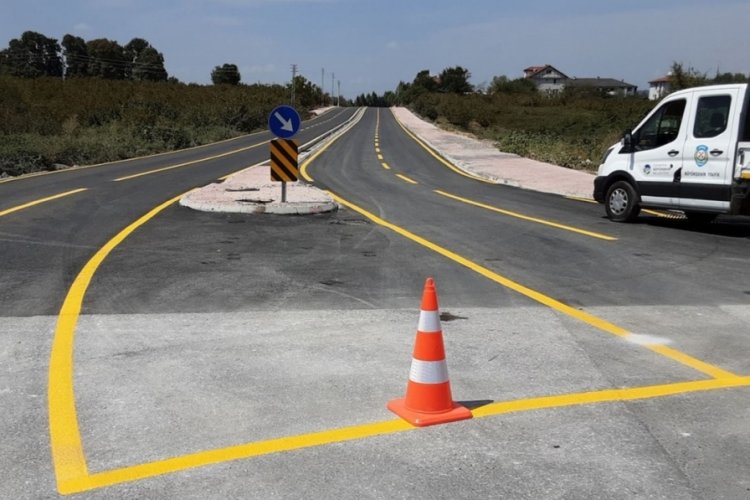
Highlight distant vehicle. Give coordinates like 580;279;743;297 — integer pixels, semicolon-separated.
594;83;750;222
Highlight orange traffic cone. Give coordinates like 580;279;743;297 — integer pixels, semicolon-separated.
387;277;472;427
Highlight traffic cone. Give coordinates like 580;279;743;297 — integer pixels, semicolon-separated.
387;277;472;427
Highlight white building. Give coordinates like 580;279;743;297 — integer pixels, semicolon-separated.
648;75;672;100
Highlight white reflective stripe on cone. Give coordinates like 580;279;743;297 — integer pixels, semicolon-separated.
417;310;441;333
409;359;449;384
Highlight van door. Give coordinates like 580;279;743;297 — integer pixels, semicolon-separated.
680;90;738;212
629;97;688;208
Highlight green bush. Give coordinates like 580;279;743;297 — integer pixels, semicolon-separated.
0;76;300;176
410;92;652;171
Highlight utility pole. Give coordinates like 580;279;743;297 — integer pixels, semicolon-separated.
321;68;325;106
337;80;341;106
290;64;297;106
331;73;335;106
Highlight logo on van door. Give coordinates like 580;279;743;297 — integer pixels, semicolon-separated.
694;145;709;167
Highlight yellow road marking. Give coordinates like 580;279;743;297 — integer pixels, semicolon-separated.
60;376;750;494
47;109;746;493
391;109;492;184
377;154;384;161
647;344;739;380
473;376;750;418
375;147;381;153
48;192;187;494
0;132;270;186
114;142;267;181
381;162;391;170
326;192;738;379
565;195;598;204
396;174;418;185
0;110;353;186
0;188;88;217
642;208;685;219
435;190;617;241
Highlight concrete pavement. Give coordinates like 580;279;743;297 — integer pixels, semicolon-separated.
180;106;597;215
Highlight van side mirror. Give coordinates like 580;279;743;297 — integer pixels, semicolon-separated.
622;129;635;153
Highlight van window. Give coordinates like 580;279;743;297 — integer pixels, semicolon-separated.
635;99;686;151
742;108;750;141
694;95;731;138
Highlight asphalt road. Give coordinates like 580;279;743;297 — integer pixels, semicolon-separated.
2;106;750;499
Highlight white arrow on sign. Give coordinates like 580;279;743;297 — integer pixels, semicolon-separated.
274;111;294;132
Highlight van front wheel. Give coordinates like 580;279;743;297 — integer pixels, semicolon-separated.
605;181;640;222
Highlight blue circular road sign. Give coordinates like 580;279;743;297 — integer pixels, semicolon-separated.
268;105;301;139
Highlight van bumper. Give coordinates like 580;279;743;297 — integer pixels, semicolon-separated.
593;176;607;203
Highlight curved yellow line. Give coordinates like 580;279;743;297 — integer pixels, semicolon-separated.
48;193;186;494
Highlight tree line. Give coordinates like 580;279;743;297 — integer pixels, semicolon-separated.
0;31;169;81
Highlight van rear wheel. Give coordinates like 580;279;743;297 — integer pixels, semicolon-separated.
605;181;640;222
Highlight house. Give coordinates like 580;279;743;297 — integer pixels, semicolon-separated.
523;65;637;96
523;65;569;93
648;75;672;100
566;77;638;96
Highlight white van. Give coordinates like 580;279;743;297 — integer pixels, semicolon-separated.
594;83;750;222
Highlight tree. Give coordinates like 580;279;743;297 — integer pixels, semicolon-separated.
413;69;438;92
489;75;536;94
438;66;473;94
211;63;241;85
289;75;323;107
713;71;749;84
670;62;708;91
86;38;128;79
0;31;62;78
125;38;167;81
62;34;88;78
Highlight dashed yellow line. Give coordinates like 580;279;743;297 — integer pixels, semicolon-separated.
0;188;88;218
114;142;267;181
435;190;617;241
381;162;391;170
396;174;418;185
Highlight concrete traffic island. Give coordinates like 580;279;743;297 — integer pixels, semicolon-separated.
179;163;338;215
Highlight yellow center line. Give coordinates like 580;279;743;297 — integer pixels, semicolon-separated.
395;174;418;185
327;192;738;380
114;142;267;182
435;189;617;241
381;162;391;170
0;188;88;218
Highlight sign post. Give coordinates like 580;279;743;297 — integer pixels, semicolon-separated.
268;105;301;202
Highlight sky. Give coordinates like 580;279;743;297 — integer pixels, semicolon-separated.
2;0;749;98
